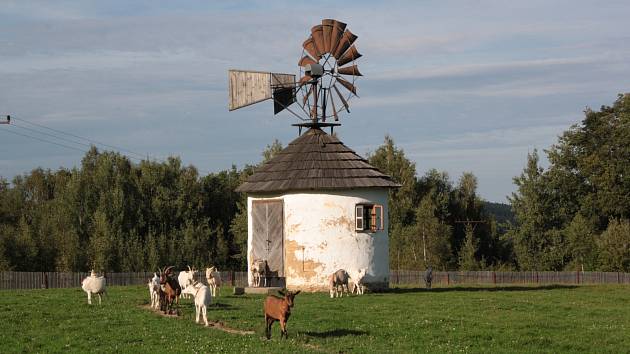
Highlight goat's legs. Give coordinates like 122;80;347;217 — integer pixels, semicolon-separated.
201;305;208;326
280;320;288;339
195;305;200;324
97;293;102;305
87;292;92;305
265;315;274;339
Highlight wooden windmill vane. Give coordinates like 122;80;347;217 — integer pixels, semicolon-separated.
228;19;362;132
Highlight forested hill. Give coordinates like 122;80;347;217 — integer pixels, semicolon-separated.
483;202;514;225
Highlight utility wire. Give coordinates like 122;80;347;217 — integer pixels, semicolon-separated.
0;126;89;155
3;116;213;176
10;115;147;159
10;122;96;151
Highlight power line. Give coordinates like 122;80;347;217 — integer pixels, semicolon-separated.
1;126;89;155
10;115;147;159
3;116;214;176
10;122;95;150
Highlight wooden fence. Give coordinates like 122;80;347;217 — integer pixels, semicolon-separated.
389;270;630;286
1;270;629;290
0;271;249;290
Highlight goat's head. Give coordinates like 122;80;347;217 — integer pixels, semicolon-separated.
159;266;174;284
278;289;301;307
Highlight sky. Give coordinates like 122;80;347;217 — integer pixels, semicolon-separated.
1;1;629;202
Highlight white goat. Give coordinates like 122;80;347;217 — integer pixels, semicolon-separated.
349;268;367;295
205;266;221;297
181;281;212;326
251;259;267;287
148;273;160;309
178;266;196;300
82;270;106;305
329;269;350;298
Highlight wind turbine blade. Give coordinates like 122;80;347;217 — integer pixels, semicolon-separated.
322;19;334;53
311;25;325;57
337;65;362;76
329;20;347;56
337;46;362;67
333;30;358;59
333;84;350;113
336;77;358;95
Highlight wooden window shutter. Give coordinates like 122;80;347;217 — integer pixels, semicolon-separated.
370;207;377;232
374;204;383;230
355;205;364;230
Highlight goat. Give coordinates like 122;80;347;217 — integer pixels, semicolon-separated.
424;266;433;290
159;266;181;314
264;290;301;339
82;270;107;305
148;273;160;309
251;259;267;287
205;266;221;297
178;266;196;300
329;269;350;298
349;268;368;295
181;281;212;326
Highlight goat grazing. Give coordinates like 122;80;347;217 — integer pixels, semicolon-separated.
178;266;196;300
350;268;367;295
82;270;106;305
329;269;350;298
148;273;160;309
205;266;221;297
181;281;212;326
264;290;301;339
159;266;181;314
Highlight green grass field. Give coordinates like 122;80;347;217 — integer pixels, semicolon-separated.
1;284;628;353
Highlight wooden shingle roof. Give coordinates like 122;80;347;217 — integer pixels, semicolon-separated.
236;128;401;193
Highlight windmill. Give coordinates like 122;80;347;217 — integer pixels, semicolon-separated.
228;19;362;133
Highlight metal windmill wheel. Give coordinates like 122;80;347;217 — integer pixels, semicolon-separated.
228;19;362;130
298;19;362;122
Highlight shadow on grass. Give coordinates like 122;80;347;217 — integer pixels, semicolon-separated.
178;302;237;311
384;284;578;294
302;329;369;338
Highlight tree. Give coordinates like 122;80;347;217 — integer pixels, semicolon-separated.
597;219;630;272
509;94;630;271
458;224;480;270
507;150;554;270
563;213;597;271
415;196;452;270
262;139;283;162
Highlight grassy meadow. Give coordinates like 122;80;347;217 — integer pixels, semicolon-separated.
0;284;628;353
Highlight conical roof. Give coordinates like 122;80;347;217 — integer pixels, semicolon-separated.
236;128;400;193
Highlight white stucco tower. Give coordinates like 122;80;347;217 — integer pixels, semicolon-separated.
237;127;399;292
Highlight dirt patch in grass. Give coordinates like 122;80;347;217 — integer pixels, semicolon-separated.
140;304;255;335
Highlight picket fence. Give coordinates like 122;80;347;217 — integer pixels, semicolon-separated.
1;270;629;290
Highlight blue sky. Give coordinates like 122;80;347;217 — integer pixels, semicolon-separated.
1;1;629;202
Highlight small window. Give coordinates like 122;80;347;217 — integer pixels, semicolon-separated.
355;205;364;230
356;203;384;232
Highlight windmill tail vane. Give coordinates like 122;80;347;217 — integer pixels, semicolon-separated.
228;19;362;127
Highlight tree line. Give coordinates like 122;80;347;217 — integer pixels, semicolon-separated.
0;94;628;272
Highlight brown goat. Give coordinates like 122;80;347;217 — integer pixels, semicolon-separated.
263;290;300;339
159;266;181;314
